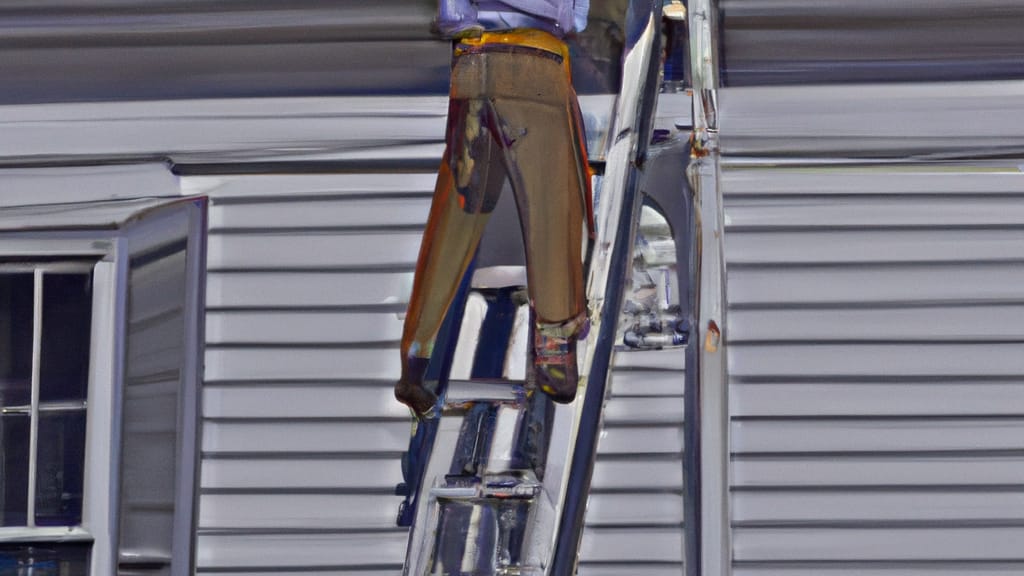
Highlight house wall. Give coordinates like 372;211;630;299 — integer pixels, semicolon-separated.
9;77;1024;575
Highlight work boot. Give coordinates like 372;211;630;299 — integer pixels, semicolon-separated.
533;314;588;404
394;356;437;419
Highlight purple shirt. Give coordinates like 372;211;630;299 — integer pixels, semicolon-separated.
438;0;589;38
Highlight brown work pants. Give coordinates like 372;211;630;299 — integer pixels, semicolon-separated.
401;37;592;363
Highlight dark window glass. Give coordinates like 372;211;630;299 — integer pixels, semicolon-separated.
40;273;92;404
0;274;34;408
0;542;90;575
0;413;30;526
34;411;86;527
0;267;92;531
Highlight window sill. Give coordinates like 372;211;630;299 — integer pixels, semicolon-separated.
0;526;91;543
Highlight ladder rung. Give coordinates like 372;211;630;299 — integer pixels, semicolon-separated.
431;472;541;501
444;379;527;405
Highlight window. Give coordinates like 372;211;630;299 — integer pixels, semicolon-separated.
0;263;94;573
0;179;205;575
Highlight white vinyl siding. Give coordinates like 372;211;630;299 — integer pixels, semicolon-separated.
580;348;686;576
196;171;421;574
723;165;1024;575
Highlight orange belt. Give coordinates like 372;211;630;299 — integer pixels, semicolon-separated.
456;29;572;80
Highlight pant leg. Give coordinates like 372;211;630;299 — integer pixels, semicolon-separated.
401;99;509;361
490;87;589;327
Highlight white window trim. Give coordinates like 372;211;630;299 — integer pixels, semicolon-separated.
0;262;96;531
0;242;117;576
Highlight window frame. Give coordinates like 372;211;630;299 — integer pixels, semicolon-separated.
0;261;96;534
0;234;118;573
0;170;204;576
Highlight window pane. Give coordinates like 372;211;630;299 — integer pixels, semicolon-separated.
34;411;86;527
40;273;93;404
0;274;34;408
0;542;91;575
0;413;30;526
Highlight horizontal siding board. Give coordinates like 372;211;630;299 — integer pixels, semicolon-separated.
203;385;405;419
611;348;686;371
732;383;1024;417
721;169;1024;197
579;527;684;563
733;419;1024;454
602;397;685;425
202;458;403;490
208;232;420;270
728;265;1024;307
209;197;431;231
205;348;399;381
732;527;1024;561
206;272;413;309
590;460;684;491
725;229;1024;265
585;493;684;526
594;426;683;455
192;173;438;201
729;343;1024;379
579;567;683;576
730;306;1024;343
733;490;1024;524
200;494;403;530
609;369;686;397
725;197;1024;229
733;456;1024;487
196;532;409;569
201;421;409;454
206;311;405;345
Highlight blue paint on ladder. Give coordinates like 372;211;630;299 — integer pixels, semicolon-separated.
395;257;477;527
